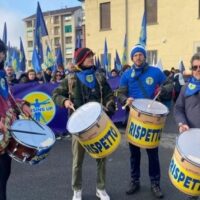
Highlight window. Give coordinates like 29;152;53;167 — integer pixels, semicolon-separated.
66;48;73;55
54;37;60;46
54;26;60;35
54;16;59;24
147;50;157;65
145;0;157;24
65;36;72;44
27;31;33;38
197;46;200;53
27;41;33;48
65;25;72;33
100;2;111;30
64;16;72;21
27;21;32;28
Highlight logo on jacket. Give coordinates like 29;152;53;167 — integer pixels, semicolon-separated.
86;74;94;83
23;92;56;124
146;77;154;85
188;83;196;90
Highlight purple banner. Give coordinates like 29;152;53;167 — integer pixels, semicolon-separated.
11;77;126;135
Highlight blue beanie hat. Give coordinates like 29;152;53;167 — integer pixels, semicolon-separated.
130;44;146;59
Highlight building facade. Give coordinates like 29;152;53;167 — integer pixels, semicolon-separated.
79;0;200;71
23;6;83;68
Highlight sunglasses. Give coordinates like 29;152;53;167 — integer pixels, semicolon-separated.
192;65;200;71
56;74;62;77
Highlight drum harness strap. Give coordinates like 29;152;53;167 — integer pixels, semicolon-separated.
134;64;150;99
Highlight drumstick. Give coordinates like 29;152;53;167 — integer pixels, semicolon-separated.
147;90;161;109
70;105;76;112
8;129;46;136
8;90;45;130
122;102;129;110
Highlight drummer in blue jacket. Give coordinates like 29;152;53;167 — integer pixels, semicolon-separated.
118;44;166;199
174;52;200;200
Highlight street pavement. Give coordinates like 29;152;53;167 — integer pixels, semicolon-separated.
7;111;187;200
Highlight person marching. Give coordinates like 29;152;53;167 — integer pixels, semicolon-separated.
117;44;166;199
174;53;200;200
0;39;32;200
52;47;115;200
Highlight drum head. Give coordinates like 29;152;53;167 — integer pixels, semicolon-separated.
177;128;200;166
11;119;55;149
132;99;169;116
67;102;102;134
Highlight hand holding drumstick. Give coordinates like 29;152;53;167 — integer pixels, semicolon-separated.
64;99;75;112
122;97;134;110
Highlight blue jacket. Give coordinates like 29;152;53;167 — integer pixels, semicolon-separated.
118;64;166;103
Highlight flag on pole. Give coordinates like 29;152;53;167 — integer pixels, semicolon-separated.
115;50;122;71
19;37;26;72
32;47;42;73
103;38;109;77
34;2;48;65
56;46;63;67
2;22;7;45
44;44;55;70
122;33;127;65
11;49;19;72
138;11;147;46
76;34;82;49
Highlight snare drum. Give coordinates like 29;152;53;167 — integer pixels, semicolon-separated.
7;119;55;165
67;102;121;159
125;99;169;148
169;129;200;196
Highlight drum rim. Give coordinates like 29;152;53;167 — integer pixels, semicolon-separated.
10;119;56;149
131;99;169;117
176;132;200;167
67;102;103;135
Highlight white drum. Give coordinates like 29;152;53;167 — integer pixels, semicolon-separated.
7;119;56;165
67;102;121;158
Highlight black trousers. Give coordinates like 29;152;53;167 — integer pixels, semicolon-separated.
129;143;160;185
0;153;11;200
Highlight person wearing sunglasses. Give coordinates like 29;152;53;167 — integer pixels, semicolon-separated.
174;53;200;200
51;70;64;83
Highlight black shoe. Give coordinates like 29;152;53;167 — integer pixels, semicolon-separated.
126;182;140;195
151;184;164;199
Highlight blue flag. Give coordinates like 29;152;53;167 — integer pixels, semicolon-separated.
19;37;26;72
56;46;63;67
32;47;42;73
139;11;147;46
115;50;122;71
11;49;20;72
2;22;7;45
44;44;55;70
76;34;82;48
103;38;109;77
122;33;127;65
34;2;48;65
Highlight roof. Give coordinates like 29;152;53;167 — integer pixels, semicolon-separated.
23;6;81;21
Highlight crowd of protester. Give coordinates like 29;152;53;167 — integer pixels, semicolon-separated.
4;62;189;108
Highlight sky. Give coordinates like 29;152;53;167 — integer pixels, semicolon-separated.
0;0;81;47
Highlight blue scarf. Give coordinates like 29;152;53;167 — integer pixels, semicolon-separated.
76;68;96;89
0;70;9;100
185;77;200;97
131;63;148;79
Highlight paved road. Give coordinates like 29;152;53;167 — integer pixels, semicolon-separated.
7;112;187;200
